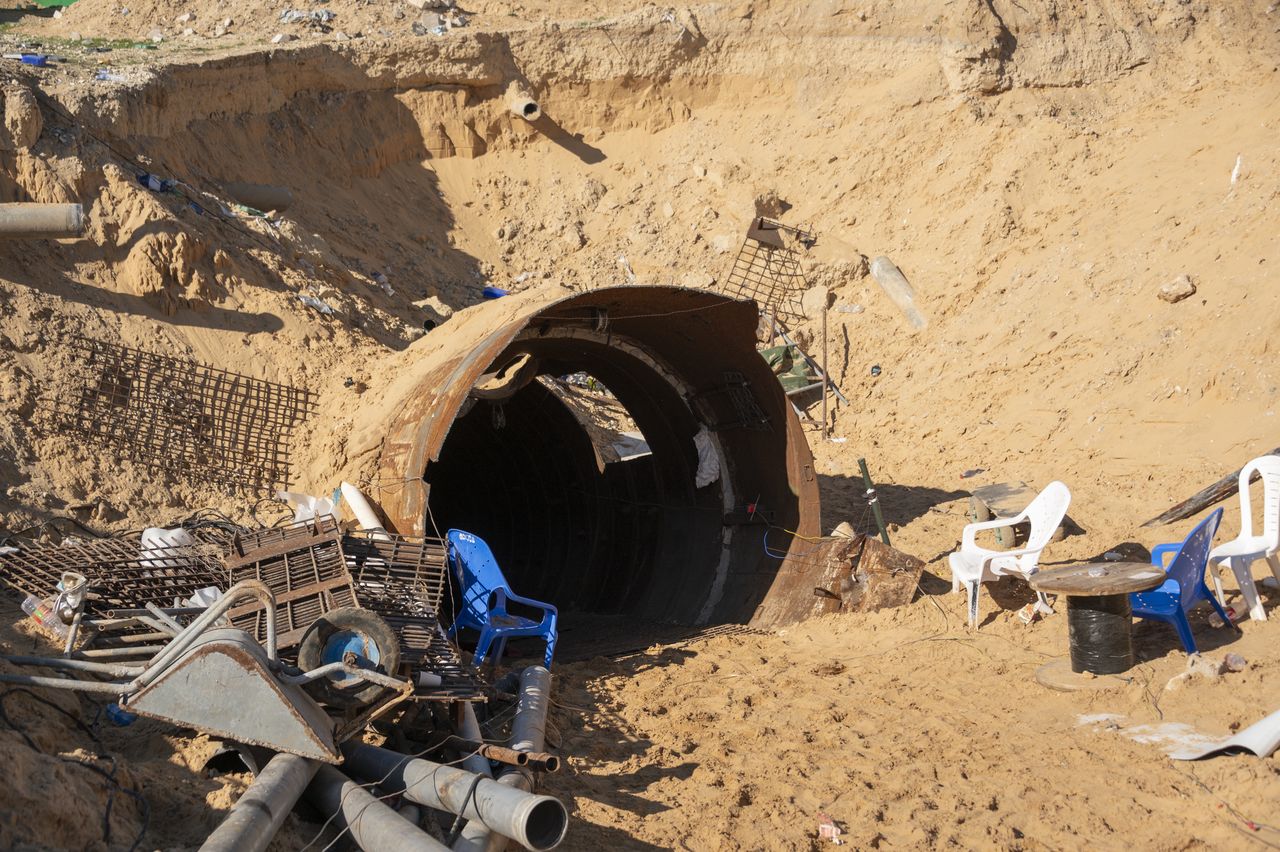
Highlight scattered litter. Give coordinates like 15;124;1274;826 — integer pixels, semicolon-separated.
482;286;509;299
830;437;847;443
105;703;138;727
277;490;338;523
3;53;51;67
299;293;336;314
1230;154;1243;186
271;33;299;44
1165;653;1248;691
870;364;881;377
817;813;844;845
693;426;721;488
372;271;394;296
870;256;927;330
960;468;985;479
1078;713;1219;755
1102;550;1122;561
836;303;864;314
136;172;176;193
617;253;638;284
94;69;127;83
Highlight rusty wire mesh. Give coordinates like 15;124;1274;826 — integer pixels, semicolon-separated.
56;337;314;494
720;217;816;321
344;532;484;700
224;515;357;652
0;535;228;610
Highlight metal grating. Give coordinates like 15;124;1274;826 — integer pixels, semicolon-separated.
224;516;357;653
688;371;771;432
721;217;816;321
56;337;314;494
344;532;483;700
0;536;227;611
343;532;449;615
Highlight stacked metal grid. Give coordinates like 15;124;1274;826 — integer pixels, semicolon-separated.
56;337;314;494
0;535;227;611
224;516;358;652
344;532;484;700
721;217;817;321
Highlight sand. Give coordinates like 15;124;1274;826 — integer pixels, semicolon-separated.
0;0;1277;847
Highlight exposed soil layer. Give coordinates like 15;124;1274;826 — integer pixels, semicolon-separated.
0;0;1277;848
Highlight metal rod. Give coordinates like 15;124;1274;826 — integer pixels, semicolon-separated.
304;764;448;852
201;753;319;852
821;306;829;438
0;672;122;694
858;458;891;546
449;738;558;771
73;645;166;659
1;655;142;677
277;661;409;691
342;744;567;852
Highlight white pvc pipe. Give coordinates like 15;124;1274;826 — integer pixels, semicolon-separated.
340;481;391;540
507;89;541;122
0;203;84;238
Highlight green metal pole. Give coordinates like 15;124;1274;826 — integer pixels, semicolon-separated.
858;457;891;546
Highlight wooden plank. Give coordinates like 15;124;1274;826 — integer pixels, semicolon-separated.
1141;447;1280;527
1029;562;1165;596
970;481;1035;518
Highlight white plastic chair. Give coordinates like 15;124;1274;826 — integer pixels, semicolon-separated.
1208;455;1280;621
949;481;1071;628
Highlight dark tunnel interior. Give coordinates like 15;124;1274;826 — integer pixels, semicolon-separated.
425;336;730;641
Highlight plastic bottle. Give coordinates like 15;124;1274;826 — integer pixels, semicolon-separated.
21;595;68;640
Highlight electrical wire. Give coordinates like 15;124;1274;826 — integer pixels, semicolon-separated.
0;689;150;852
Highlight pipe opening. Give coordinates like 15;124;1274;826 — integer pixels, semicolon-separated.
524;798;570;850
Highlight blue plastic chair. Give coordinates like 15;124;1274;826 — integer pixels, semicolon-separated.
445;529;558;668
1130;509;1230;654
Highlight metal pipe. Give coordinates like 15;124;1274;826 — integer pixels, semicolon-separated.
858;458;891;547
304;764;448;852
342;744;567;852
134;580;277;689
462;666;555;852
458;702;493;780
1;655;142;677
449;738;529;768
277;660;407;690
74;645;166;659
821;306;829;439
0;672;122;694
201;753;319;852
0;203;84;238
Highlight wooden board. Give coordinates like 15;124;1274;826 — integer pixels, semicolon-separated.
1030;562;1166;596
969;481;1067;547
1141;448;1280;527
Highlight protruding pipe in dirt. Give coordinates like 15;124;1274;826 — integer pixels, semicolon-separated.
304;764;449;851
200;753;319;852
341;743;568;852
0;203;83;238
506;84;541;122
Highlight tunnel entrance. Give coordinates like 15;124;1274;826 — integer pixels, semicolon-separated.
426;332;729;647
366;287;825;645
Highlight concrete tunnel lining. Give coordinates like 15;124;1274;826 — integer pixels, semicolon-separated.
371;286;822;629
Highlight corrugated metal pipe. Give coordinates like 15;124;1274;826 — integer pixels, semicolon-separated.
0;203;83;238
304;764;448;851
200;753;319;852
341;742;567;851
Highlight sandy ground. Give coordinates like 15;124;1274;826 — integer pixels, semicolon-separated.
0;0;1277;848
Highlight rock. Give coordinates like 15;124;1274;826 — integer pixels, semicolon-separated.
149;28;164;42
271;33;298;44
661;201;674;219
800;285;832;318
681;272;714;289
182;27;194;36
1158;274;1196;303
333;30;350;41
562;223;586;250
1220;653;1247;673
175;11;193;23
753;189;788;218
413;12;442;33
3;87;43;150
710;233;736;253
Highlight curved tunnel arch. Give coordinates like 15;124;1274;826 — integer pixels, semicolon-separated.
372;287;823;628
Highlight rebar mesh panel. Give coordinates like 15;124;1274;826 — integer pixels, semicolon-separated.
342;532;482;700
688;371;771;432
381;613;486;701
0;537;228;611
343;533;448;615
224;516;357;652
721;219;815;321
57;337;314;493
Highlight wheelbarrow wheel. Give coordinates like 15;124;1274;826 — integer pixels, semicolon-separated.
297;607;401;710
